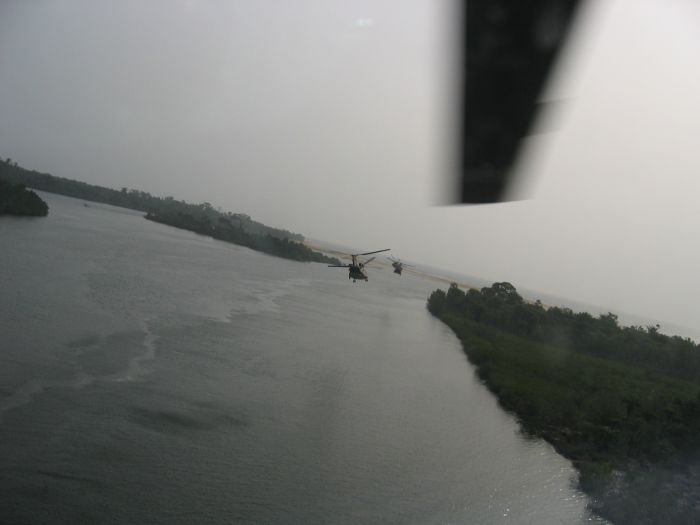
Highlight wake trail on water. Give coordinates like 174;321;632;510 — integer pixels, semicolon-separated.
227;278;311;317
0;320;158;423
115;320;158;382
0;277;309;423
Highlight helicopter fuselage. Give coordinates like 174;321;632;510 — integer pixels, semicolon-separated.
328;248;389;283
349;265;368;281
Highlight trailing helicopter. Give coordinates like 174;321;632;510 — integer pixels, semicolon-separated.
328;249;390;282
388;256;414;276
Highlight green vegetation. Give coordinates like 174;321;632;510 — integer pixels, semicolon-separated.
0;157;339;264
145;209;340;264
428;282;700;523
0;177;48;216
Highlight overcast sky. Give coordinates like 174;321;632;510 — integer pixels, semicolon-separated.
2;0;700;332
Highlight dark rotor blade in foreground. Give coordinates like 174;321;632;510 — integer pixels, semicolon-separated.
459;0;581;203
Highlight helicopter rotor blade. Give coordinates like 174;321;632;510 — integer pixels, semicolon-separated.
363;256;376;265
355;248;390;257
328;264;350;268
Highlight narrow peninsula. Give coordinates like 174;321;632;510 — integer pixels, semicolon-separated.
0;157;339;264
428;282;700;524
0;175;48;216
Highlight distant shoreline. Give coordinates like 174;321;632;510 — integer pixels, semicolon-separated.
302;238;480;289
305;236;700;342
0;158;339;265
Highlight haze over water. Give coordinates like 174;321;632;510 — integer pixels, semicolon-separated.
0;193;604;524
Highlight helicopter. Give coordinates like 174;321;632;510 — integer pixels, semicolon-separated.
328;249;390;282
388;256;414;276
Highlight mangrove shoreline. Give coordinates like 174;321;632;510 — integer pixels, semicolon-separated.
428;282;700;524
0;157;339;265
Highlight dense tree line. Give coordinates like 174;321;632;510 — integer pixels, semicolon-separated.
428;282;700;523
0;178;48;216
0;157;301;241
428;281;700;382
146;210;340;264
0;157;340;264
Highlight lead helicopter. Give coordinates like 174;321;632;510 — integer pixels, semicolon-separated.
328;249;390;282
388;256;414;276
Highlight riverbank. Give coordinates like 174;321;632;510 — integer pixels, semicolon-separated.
0;158;338;264
0;179;48;216
145;211;340;265
428;282;700;524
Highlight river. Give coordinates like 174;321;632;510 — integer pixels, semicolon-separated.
0;192;605;524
